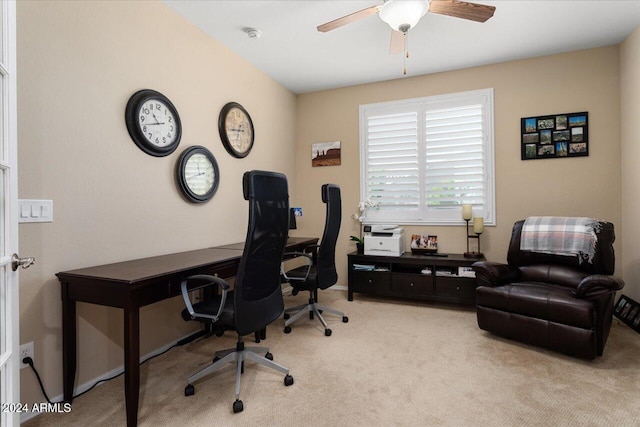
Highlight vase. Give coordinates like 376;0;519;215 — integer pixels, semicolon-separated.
356;242;364;254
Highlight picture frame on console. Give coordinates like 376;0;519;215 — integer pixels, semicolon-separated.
411;234;438;254
521;111;588;160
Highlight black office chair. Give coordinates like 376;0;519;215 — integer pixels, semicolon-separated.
180;170;293;413
282;184;348;336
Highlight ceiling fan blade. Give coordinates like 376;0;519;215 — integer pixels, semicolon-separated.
429;0;496;23
389;30;404;55
317;5;381;32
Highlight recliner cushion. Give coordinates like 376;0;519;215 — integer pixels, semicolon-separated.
476;283;595;329
518;265;587;289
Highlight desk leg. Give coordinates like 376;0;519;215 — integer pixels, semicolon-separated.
124;306;140;427
62;292;76;403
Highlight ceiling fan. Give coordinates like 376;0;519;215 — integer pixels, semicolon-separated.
317;0;496;73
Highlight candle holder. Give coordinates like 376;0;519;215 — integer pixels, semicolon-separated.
464;219;484;259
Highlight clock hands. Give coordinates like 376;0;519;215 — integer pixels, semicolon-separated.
187;172;205;179
149;112;165;125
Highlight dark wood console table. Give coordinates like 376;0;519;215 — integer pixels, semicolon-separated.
56;236;317;427
348;252;484;305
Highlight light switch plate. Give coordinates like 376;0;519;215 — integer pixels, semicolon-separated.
19;200;53;223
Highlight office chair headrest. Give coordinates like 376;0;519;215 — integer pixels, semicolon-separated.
322;184;340;203
243;170;289;201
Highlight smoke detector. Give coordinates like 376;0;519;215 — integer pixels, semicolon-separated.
243;27;261;39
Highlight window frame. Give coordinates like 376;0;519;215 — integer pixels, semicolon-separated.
358;88;495;226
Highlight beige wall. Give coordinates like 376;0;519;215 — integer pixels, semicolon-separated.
17;1;296;405
295;46;622;291
621;26;640;302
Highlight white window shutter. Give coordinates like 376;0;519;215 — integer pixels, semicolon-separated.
359;89;494;226
425;104;485;209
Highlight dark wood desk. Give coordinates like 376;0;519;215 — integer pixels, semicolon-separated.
56;236;317;427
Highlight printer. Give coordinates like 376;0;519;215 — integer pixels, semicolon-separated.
364;225;405;257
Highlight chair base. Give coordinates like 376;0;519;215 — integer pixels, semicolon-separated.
284;294;348;336
184;336;293;412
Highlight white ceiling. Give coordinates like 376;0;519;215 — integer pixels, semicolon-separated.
164;0;640;94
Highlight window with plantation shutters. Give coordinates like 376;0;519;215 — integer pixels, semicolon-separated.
359;89;495;226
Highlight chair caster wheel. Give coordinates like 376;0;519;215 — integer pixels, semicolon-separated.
215;330;224;337
233;399;244;413
284;326;292;334
309;312;314;320
213;356;220;363
265;352;273;360
283;313;290;320
284;374;294;386
325;329;332;337
342;316;349;323
184;384;195;396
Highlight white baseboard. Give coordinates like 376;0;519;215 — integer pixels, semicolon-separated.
20;331;198;424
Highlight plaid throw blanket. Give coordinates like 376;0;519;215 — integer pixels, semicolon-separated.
520;216;601;263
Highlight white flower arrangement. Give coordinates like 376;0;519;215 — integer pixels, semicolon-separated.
350;198;379;244
351;198;379;223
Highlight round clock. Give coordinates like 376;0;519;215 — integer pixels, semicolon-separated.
218;102;254;158
125;89;182;157
176;146;220;203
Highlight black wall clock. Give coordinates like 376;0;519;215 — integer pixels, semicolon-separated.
125;89;182;157
218;102;254;158
176;146;219;203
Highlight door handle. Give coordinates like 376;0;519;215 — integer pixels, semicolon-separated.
11;253;35;271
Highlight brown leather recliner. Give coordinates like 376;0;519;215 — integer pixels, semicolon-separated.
472;219;624;359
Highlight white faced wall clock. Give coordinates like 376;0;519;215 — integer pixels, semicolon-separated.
125;89;182;157
176;146;220;203
218;102;254;158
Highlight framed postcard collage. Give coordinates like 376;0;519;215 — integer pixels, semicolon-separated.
521;111;588;160
614;294;640;334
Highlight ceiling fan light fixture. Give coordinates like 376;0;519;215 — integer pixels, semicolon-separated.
379;0;429;33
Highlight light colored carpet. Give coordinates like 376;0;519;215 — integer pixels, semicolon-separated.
24;290;640;426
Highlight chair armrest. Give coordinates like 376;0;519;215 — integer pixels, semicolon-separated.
576;275;625;298
472;261;521;287
180;274;230;322
281;252;313;282
303;244;320;254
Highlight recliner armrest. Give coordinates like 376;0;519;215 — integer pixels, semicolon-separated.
472;261;521;287
576;274;625;298
180;274;230;322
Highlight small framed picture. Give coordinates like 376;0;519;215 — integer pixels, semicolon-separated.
311;141;341;167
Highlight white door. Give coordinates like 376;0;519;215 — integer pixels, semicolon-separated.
0;1;20;426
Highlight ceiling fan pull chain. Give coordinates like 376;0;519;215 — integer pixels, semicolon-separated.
405;32;409;59
403;32;408;75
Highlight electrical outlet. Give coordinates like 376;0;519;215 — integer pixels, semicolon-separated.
20;342;34;369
